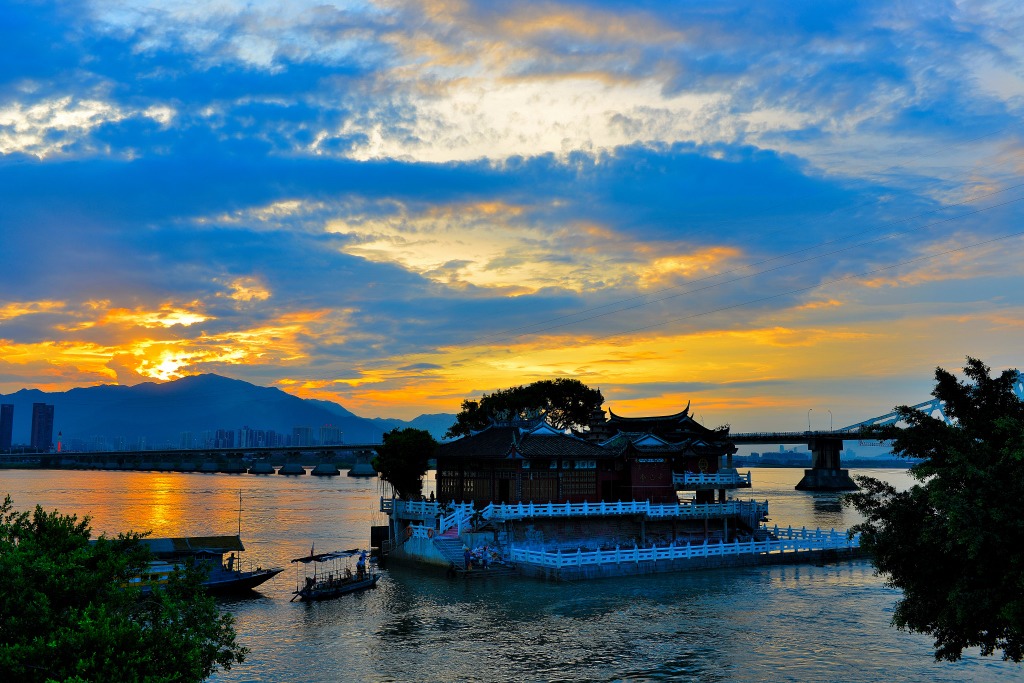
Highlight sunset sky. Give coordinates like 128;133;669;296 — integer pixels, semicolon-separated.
1;1;1022;430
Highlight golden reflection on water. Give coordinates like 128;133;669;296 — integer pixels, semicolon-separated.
137;474;179;534
1;467;1014;683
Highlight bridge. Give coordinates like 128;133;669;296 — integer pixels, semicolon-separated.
3;372;1022;488
731;370;1024;490
0;443;384;475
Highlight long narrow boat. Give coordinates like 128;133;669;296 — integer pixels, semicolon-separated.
290;549;379;601
138;535;283;594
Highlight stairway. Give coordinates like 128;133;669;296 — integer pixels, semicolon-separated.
432;537;518;579
432;537;465;566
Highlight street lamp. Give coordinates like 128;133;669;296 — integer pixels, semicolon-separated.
827;409;833;431
807;408;813;432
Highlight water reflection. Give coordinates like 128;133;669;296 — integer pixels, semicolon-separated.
0;467;1013;682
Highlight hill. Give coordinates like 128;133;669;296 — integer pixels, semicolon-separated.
0;374;455;449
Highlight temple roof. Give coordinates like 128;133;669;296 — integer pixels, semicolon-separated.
606;401;691;423
440;422;613;460
603;401;725;440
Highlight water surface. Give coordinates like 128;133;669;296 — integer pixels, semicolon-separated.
2;467;1015;682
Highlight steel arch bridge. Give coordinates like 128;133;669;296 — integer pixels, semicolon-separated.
728;370;1024;491
835;370;1024;432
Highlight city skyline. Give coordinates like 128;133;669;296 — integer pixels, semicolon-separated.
2;2;1023;431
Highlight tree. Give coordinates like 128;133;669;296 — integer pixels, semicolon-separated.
0;496;247;682
846;357;1024;662
373;427;437;499
445;378;604;438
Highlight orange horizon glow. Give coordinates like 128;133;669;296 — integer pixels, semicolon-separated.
3;295;1021;429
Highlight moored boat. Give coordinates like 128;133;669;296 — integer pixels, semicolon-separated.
138;535;284;593
290;549;379;601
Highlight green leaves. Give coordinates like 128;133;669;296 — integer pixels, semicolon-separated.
445;378;604;438
374;428;437;499
0;496;246;682
847;358;1024;662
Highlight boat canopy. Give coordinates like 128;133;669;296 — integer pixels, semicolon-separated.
141;535;245;555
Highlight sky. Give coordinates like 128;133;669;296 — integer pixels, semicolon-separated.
1;0;1023;431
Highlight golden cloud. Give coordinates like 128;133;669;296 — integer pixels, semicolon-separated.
225;277;272;302
0;300;66;321
333;199;743;294
638;247;742;287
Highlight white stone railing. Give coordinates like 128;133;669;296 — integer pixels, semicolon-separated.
484;499;768;522
381;498;442;516
384;498;769;527
509;528;859;568
763;525;852;542
673;471;752;487
406;523;433;539
438;503;475;535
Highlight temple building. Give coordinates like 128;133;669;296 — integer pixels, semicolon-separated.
379;402;860;581
435;403;741;506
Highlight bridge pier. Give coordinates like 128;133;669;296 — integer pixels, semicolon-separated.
795;437;858;491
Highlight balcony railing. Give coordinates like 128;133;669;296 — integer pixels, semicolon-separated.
673;471;752;488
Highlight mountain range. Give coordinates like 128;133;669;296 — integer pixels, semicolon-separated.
0;374;456;447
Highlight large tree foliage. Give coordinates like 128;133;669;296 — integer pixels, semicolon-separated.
374;427;437;499
0;496;247;682
445;378;604;438
846;358;1024;662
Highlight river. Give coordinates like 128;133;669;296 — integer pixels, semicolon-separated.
1;467;1017;682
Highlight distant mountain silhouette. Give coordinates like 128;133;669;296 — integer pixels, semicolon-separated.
0;374;455;448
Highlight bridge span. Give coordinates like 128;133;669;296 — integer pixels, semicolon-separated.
0;443;384;475
5;371;1021;488
730;367;1024;490
729;430;861;491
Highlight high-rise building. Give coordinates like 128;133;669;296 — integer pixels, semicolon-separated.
319;424;342;445
179;431;194;449
293;426;312;447
215;429;235;448
0;404;13;452
30;403;55;452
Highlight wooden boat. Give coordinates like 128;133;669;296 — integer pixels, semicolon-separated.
137;535;284;594
290;549;379;601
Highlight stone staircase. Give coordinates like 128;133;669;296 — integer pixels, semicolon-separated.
432;537;465;567
431;536;518;579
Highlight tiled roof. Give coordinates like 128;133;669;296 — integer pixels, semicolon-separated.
440;423;614;460
440;425;517;459
517;432;613;458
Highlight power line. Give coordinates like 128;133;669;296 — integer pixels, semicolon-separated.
340;206;1024;385
472;194;1024;345
586;228;1024;343
457;182;1024;346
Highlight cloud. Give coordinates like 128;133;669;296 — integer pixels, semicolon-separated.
1;0;1023;425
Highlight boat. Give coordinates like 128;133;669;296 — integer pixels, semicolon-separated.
290;548;379;601
138;535;284;594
